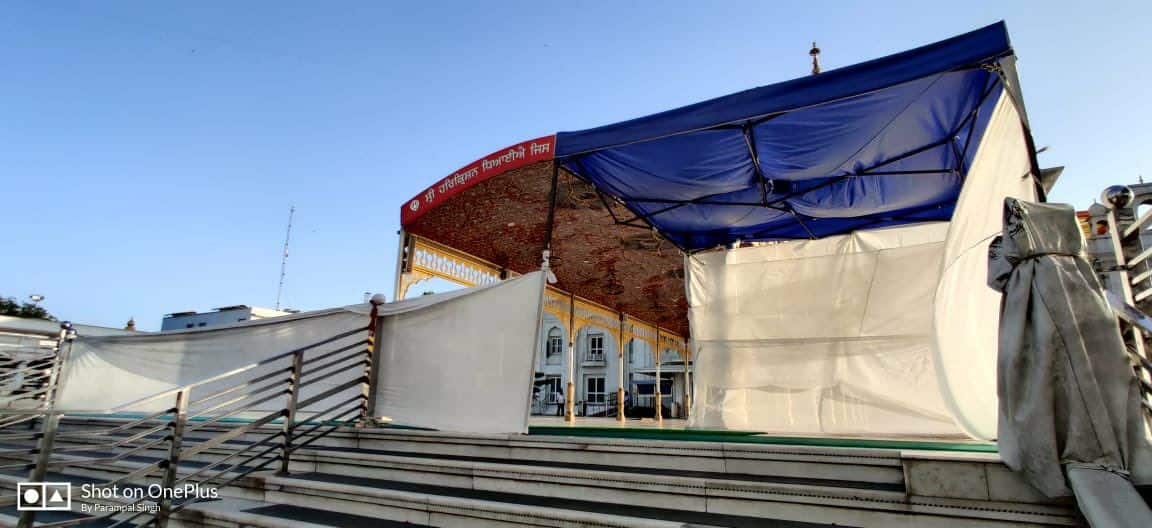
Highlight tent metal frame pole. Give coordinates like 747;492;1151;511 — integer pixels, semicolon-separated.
392;229;406;302
957;74;999;168
617;313;626;422
654;328;662;424
595;188;623;224
788;208;819;240
684;342;692;420
566;292;576;423
742;124;771;205
988;63;1046;199
737;197;955;241
543;162;561;251
609;131;965;245
682;256;693;420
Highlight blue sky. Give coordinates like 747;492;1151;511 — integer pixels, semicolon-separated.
3;1;1149;330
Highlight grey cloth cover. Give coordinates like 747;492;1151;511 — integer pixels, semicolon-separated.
989;198;1152;526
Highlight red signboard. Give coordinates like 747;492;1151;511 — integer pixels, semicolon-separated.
400;135;557;226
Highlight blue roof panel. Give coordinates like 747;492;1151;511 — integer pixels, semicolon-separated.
554;22;1017;250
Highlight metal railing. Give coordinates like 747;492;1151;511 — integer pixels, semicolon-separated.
1105;292;1152;421
579;392;618;417
0;326;71;421
0;300;383;527
1100;195;1152;425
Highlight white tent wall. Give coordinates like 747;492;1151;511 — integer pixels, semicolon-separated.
55;272;545;435
686;222;959;435
371;271;544;434
934;93;1038;441
56;309;367;413
686;90;1038;438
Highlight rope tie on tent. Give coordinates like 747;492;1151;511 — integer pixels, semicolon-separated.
980;63;1004;74
1065;463;1132;479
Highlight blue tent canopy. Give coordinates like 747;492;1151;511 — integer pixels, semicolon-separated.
555;22;1023;251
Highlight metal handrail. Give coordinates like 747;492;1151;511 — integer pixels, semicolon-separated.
0;335;65;412
1106;291;1152;422
82;326;368;416
1123;206;1152;240
7;300;384;528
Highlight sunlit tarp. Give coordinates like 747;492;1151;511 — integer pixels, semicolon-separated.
57;273;545;435
687;223;957;435
556;23;1015;251
687;66;1037;438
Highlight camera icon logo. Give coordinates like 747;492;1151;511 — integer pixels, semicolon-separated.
16;482;71;511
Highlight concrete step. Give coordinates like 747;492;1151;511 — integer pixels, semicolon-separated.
50;419;1072;507
24;429;908;494
1;441;1078;527
4;418;1083;527
53;418;910;486
168;499;435;528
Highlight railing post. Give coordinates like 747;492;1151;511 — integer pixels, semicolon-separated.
17;322;75;528
359;294;385;427
41;322;76;412
1103;189;1152;420
17;413;59;528
617;313;625;422
655;329;663;424
565;293;576;423
156;389;189;528
279;351;304;474
684;344;692;420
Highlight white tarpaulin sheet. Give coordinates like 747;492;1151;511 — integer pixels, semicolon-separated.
56;308;367;412
372;271;544;434
687;223;959;435
934;92;1038;440
687;90;1037;437
56;272;545;435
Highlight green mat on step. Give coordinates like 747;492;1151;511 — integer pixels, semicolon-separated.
527;426;998;453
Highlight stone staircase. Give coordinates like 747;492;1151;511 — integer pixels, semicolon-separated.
0;417;1082;527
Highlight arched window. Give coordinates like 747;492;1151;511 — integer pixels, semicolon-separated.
546;327;562;365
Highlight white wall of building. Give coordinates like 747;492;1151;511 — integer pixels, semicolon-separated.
533;313;689;418
161;306;293;331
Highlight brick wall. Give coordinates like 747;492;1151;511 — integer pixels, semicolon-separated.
405;160;689;336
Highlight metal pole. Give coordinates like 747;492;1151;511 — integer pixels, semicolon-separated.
566;293;575;423
393;230;407;302
617;314;625;422
655;328;662;424
360;295;385;426
17;412;57;528
279;351;303;474
683;342;692;420
682;257;693;421
156;389;189;528
18;323;74;528
1106;200;1152;411
41;322;74;412
543;162;560;251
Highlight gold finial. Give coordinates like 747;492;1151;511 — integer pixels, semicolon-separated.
809;41;821;75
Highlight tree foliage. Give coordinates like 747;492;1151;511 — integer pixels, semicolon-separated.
0;295;56;321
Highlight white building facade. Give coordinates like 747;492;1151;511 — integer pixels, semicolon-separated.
161;305;296;331
532;309;690;419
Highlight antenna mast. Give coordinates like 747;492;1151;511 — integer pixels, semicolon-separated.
809;42;822;75
275;206;295;310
